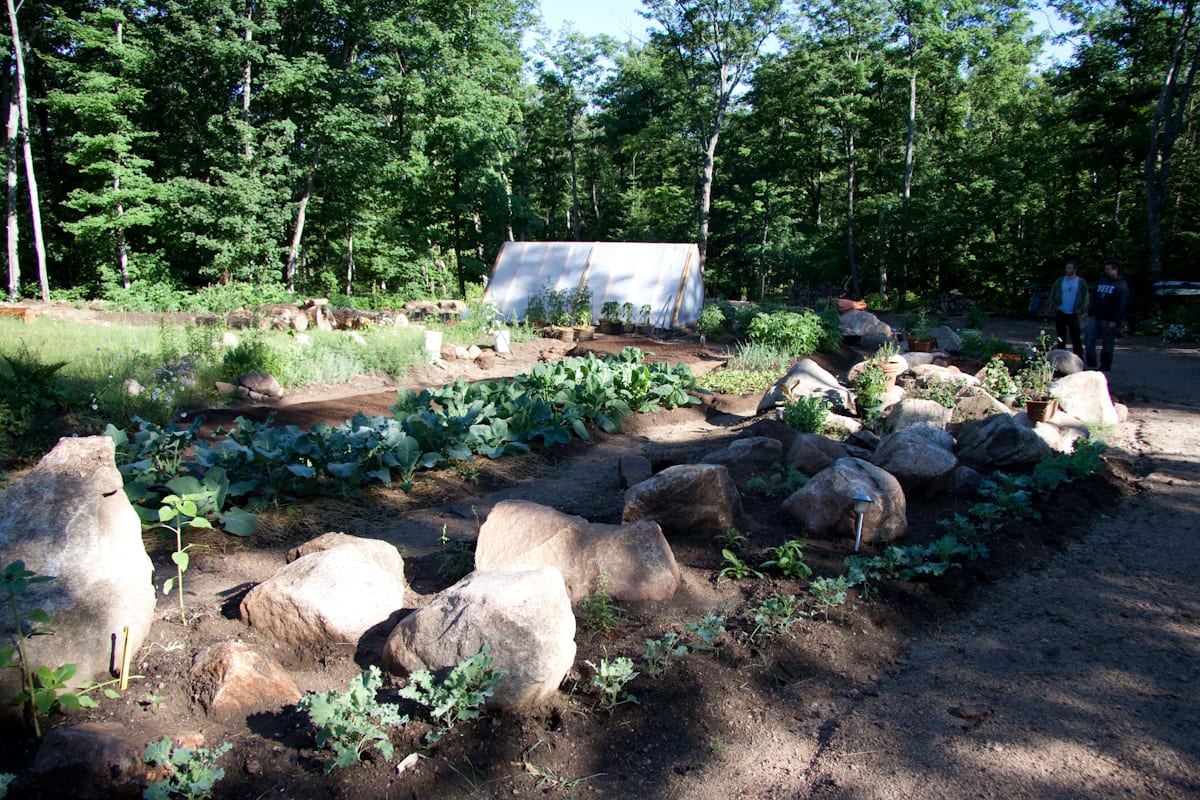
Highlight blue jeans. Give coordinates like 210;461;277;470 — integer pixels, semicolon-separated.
1085;317;1116;370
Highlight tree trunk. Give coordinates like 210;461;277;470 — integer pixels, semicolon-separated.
114;20;128;289
877;207;888;300
1145;5;1199;282
698;121;722;273
898;66;917;308
286;144;322;292
344;230;354;295
7;0;48;302
5;68;18;301
845;130;860;298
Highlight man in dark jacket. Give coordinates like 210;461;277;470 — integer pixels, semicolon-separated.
1085;259;1129;371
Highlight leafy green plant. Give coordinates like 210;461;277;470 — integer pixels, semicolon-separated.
585;656;638;710
979;355;1018;398
684;614;726;654
854;362;886;411
641;632;688;678
219;333;287;384
696;303;727;337
578;572;625;634
904;375;964;409
1017;330;1056;402
399;646;506;743
717;549;764;581
142;735;232;799
713;527;748;552
600;300;621;323
749;594;804;644
701;367;778;395
760;539;813;579
297;665;408;771
747;309;839;356
157;494;213;626
1;562;125;736
744;466;809;498
782;395;830;433
808;576;851;620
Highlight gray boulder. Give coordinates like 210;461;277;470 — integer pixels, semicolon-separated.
238;372;284;399
780;457;907;545
622;464;743;536
0;437;155;701
839;310;893;338
1052;371;1120;425
928;326;962;352
955;413;1053;471
881;398;953;433
381;566;575;711
757;358;852;415
784;433;850;476
700;436;784;476
240;540;409;649
475;500;680;603
1049;349;1086;375
872;427;959;494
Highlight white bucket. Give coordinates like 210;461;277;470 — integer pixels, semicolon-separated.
423;330;443;361
494;329;511;354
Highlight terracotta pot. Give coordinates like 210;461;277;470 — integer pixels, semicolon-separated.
880;358;905;390
906;336;936;353
573;325;595;342
1025;398;1058;422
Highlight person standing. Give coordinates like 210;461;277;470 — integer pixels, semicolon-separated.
1051;258;1089;356
1085;259;1130;371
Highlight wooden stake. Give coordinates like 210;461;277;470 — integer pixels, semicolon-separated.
119;626;131;691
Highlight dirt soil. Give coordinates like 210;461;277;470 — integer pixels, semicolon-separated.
3;319;1200;800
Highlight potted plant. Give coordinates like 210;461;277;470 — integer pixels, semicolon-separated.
621;302;635;330
638;304;653;333
979;354;1018;404
873;340;904;390
1017;330;1057;421
574;306;595;341
853;361;886;417
599;300;623;335
524;292;546;329
907;309;936;352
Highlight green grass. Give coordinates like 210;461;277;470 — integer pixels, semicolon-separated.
697;341;792;395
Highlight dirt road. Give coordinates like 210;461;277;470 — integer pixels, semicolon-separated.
793;337;1200;798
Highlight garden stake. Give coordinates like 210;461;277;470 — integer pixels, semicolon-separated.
119;626;132;691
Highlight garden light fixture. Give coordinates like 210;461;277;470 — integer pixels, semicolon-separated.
852;492;874;553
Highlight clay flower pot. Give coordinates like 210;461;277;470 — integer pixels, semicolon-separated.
1025;398;1058;422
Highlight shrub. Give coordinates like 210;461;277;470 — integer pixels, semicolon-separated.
782;395;829;433
746;308;840;356
697;303;727;337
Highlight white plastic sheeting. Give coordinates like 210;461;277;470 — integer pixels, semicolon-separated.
483;241;704;329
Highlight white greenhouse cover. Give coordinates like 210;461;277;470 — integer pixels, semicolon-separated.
483;241;705;328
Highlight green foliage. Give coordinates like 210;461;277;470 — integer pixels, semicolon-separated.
808;576;851;621
700;367;778;395
697;303;728;336
743;466;809;498
578;572;625;633
398;646;506;743
782;395;830;433
1017;330;1056;401
142;736;232;800
746;309;839;356
749;594;804;643
0;772;12;797
0;344;69;459
157;494;214;626
979;355;1018;398
904;376;964;409
717;549;764;581
959;334;1018;361
713;528;749;552
854;363;886;410
759;539;813;579
219;334;287;384
641;633;688;678
2;562;60;737
437;526;475;583
584;656;638;710
844;536;990;585
297;666;408;772
683;614;726;654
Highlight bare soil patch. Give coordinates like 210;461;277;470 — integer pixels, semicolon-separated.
3;319;1199;800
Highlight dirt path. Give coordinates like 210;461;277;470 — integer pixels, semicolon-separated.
792;338;1200;799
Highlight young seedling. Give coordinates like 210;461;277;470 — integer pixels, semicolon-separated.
585;656;638;710
298;665;408;772
713;528;749;552
578;572;624;634
684;614;727;654
807;576;850;621
716;549;763;581
142;735;232;800
399;646;506;743
157;493;212;626
641;632;688;678
749;594;805;644
760;539;813;579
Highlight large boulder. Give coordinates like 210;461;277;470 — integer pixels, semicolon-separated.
1049;349;1086;376
757;358;852;415
31;722;147;799
928;326;962;352
780;457;907;545
880;398;953;434
189;642;301;715
700;436;784;478
1052;372;1120;426
871;427;959;494
839;310;893;339
381;566;575;711
240;539;409;649
954;413;1053;471
784;433;850;476
0;437;155;701
475;500;680;603
622;464;743;536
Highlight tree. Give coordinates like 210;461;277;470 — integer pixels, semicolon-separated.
641;0;785;270
5;0;47;301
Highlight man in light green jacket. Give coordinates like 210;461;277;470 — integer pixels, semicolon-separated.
1051;258;1089;357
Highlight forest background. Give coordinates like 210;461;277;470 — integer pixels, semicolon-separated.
2;0;1197;312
